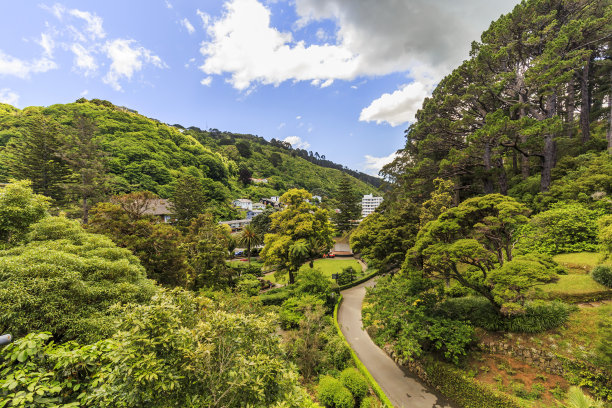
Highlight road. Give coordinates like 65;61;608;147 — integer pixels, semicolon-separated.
338;280;456;408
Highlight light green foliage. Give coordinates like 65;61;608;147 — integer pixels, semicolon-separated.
419;178;454;227
0;180;49;246
317;375;354;408
236;274;260;296
350;198;420;271
598;214;612;256
261;189;335;284
0;291;317;408
360;396;382;408
295;268;332;300
516;203;601;254
565;386;604;408
340;367;368;402
597;309;612;368
0;216;156;343
279;294;325;329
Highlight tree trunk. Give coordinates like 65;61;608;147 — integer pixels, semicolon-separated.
580;56;591;144
483;143;494;194
82;196;89;224
497;157;508;195
541;94;557;193
288;270;295;285
567;79;575;138
518;91;530;179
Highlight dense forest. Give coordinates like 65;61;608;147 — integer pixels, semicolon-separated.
0;99;377;220
351;0;612;406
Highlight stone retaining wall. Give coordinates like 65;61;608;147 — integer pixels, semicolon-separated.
478;341;565;376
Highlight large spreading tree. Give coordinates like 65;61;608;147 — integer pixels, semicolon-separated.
261;189;335;284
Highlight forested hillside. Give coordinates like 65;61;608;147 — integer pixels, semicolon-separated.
0;99;377;219
383;0;612;211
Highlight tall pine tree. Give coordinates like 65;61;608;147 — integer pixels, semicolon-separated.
334;175;361;232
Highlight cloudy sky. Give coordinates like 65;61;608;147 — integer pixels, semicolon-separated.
0;0;519;175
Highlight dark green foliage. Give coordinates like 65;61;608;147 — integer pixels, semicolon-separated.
0;216;156;343
170;174;208;225
439;297;574;333
334;175;361;232
269;152;282;167
336;266;357;286
340;367;368;402
258;287;291;305
235;140;252;158
363;274;474;364
592;265;612;288
516;203;601;254
3;114;70;202
279;294;324;329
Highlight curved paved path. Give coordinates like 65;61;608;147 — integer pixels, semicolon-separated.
338;280;456;408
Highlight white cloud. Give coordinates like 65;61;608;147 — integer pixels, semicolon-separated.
200;76;212;86
70;43;97;75
277;122;286;129
103;39;166;91
69;9;105;40
284;135;310;149
40;4;65;19
165;1;173;9
0;88;19;106
0;50;57;78
80;89;89;96
315;28;328;41
200;0;518;124
360;79;435;126
37;33;55;57
295;115;302;120
181;18;195;34
197;9;210;27
363;151;398;176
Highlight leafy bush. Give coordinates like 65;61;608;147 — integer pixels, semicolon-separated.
236;274;260;296
333;386;355;408
0;216;157;343
592;265;612;288
336;266;358;286
516;203;600;255
258;288;290;305
359;396;382;408
321;329;352;373
340;367;368;401
317;375;343;407
279;294;325;329
440;297;575;333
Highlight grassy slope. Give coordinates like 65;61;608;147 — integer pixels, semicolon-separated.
266;258;362;284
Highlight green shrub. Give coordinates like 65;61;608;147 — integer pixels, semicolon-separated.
322;330;352;372
236;274;260;296
279;294;324;329
440;297;574;333
359;396;382;408
592;265;612;288
340;367;368;401
258;288;290;305
333;386;355;408
317;375;342;407
336;266;357;286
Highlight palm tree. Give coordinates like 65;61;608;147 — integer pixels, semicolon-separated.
238;224;263;264
565;386;604;408
288;239;310;284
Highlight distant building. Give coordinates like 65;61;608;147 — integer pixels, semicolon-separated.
361;194;383;218
143;198;173;223
232;198;253;211
260;197;281;208
312;195;322;203
218;218;251;233
246;209;264;220
252;202;266;210
250;178;268;184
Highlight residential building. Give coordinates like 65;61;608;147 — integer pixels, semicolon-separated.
143;198;173;223
232;198;253;211
252;202;266;210
246;209;264;220
218;218;251;233
361;194;383;218
249;178;268;184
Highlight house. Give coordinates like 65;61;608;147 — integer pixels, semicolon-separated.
260;197;281;207
252;202;266;210
246;209;264;220
312;195;322;203
361;194;383;218
143;198;174;223
218;218;251;233
232;198;253;211
250;178;268;184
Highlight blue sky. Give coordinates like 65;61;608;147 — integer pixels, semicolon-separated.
0;0;519;175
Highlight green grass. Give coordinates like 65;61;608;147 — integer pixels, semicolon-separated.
227;260;265;268
553;252;609;274
266;258;363;284
541;274;609;294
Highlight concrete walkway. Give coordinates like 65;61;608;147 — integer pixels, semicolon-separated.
338;280;456;408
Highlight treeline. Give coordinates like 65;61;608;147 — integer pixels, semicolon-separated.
383;0;612;208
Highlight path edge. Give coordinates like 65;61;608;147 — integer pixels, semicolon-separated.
333;294;394;408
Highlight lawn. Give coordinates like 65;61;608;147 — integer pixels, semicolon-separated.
265;258;363;284
541;274;609;294
552;252;609;274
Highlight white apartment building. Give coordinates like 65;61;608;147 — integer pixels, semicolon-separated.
361;194;383;218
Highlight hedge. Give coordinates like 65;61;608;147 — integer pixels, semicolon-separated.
421;357;523;408
333;296;393;408
542;290;612;303
335;269;381;292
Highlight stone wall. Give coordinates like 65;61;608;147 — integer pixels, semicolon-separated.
478;341;565;376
